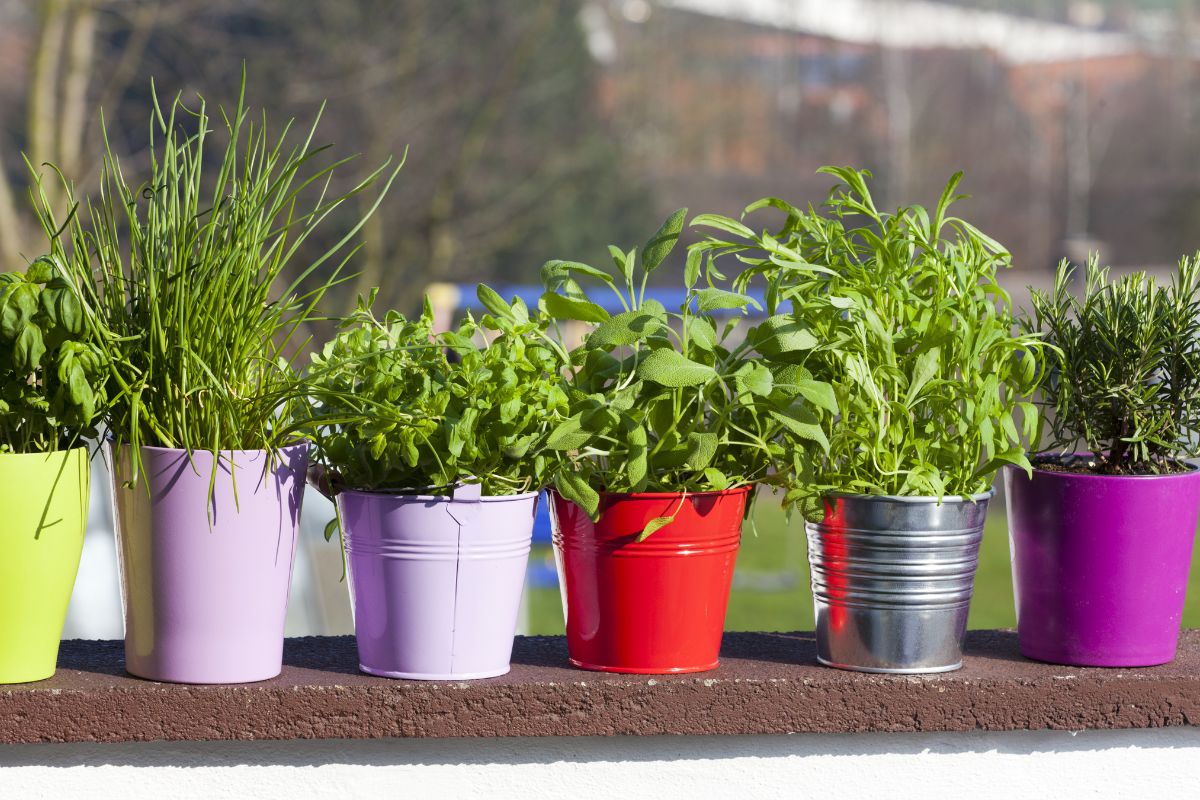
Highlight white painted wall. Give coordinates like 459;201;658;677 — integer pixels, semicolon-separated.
2;729;1198;799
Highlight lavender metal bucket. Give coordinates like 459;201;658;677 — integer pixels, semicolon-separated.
337;483;536;680
1005;459;1200;667
110;443;307;684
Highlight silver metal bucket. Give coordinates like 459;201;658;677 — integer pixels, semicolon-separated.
805;491;992;674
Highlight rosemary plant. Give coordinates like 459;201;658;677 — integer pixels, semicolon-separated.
31;75;399;483
1024;255;1200;474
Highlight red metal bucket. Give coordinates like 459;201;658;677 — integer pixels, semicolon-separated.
549;486;747;674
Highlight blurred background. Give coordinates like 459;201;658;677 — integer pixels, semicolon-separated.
4;0;1200;638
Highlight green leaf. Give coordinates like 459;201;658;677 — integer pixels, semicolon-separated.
905;348;941;405
627;423;648;490
770;407;830;454
636;348;716;387
540;291;610;323
41;278;84;335
641;208;688;275
610;380;643;412
587;303;667;348
695;287;759;313
369;433;388;460
690;213;756;239
556;470;600;519
66;362;90;406
637;514;676;542
753;315;819;359
735;361;774;397
541;260;615;288
13;322;45;372
684;247;703;289
972;447;1030;481
702;467;731;490
25;258;55;284
685;316;717;351
608;244;629;271
794;378;838;414
0;281;37;341
547;414;592;450
685;431;718;470
476;284;514;321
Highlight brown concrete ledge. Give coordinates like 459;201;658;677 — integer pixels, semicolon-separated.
1;630;1199;744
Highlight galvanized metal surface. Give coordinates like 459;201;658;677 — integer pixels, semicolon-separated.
805;492;992;674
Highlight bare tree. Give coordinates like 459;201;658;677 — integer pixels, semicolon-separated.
0;0;650;313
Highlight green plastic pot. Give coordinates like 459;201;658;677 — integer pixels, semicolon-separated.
0;447;89;683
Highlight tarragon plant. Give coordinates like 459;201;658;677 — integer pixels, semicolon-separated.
0;258;107;454
693;167;1046;514
31;73;398;485
539;209;838;535
1024;255;1200;474
307;289;570;498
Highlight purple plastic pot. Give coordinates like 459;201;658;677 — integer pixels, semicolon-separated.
110;443;307;684
337;483;535;680
1004;460;1200;667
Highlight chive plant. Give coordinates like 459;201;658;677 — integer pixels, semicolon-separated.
30;75;399;483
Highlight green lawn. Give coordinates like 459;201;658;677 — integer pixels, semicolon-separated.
525;491;1200;634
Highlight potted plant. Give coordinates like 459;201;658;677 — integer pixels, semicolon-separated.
694;167;1046;673
540;210;835;674
306;289;568;680
1006;256;1200;667
37;78;397;684
0;259;104;683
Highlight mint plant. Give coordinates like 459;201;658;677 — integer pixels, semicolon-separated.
0;258;107;454
307;289;570;497
693;167;1046;513
1024;255;1200;474
539;210;838;534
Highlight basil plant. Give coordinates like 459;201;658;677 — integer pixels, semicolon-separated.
0;258;107;454
307;289;570;499
538;209;838;535
694;167;1046;515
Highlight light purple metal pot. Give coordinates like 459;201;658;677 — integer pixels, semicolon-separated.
337;483;536;680
110;443;307;684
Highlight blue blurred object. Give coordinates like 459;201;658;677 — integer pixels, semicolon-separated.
532;490;553;544
527;491;559;588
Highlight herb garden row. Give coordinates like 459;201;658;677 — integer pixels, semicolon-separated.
3;81;1198;685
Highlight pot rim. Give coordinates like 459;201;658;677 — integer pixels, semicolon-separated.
110;441;309;457
337;487;540;502
0;445;89;460
1013;453;1200;481
821;489;995;504
549;484;753;501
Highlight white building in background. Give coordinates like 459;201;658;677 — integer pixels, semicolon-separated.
658;0;1136;63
